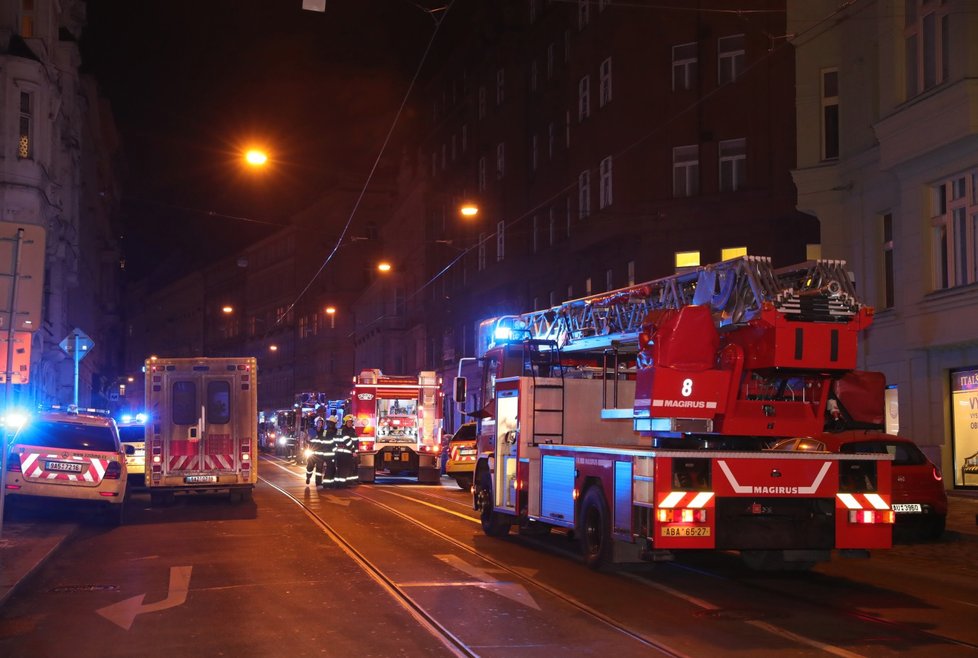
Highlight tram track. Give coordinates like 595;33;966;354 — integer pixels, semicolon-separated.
261;456;978;656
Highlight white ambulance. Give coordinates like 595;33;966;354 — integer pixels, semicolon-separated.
144;357;258;505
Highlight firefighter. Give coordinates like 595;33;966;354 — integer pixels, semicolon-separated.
304;415;332;487
335;414;359;486
320;415;339;487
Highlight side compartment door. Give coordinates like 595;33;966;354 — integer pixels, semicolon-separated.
494;384;520;512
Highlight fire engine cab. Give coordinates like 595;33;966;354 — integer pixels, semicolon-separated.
457;256;894;570
353;369;443;484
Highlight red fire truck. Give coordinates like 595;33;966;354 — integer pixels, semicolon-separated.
144;357;258;505
353;369;443;484
457;256;894;570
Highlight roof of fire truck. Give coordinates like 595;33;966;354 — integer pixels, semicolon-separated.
478;256;869;356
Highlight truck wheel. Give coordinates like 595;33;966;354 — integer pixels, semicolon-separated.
579;487;611;569
454;475;472;491
476;471;510;537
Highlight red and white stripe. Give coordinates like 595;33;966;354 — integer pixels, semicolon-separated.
21;452;108;483
836;492;890;510
658;491;715;509
203;454;234;470
167;455;200;471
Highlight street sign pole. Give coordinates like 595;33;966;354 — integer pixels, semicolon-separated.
74;332;80;407
1;228;24;539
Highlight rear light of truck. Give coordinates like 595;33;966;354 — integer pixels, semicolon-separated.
104;461;122;480
848;509;895;524
361;441;374;453
657;508;708;523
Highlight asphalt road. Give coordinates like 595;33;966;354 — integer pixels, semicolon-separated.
0;456;976;657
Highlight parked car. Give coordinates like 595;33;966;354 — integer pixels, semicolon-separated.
444;422;477;490
5;408;130;524
770;431;948;539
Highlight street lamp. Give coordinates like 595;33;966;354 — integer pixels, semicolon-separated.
244;149;268;167
325;306;336;329
459;202;479;218
377;261;392;273
269;344;278;352
222;305;234;314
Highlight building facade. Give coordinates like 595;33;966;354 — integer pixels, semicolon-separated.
789;0;978;486
0;0;123;411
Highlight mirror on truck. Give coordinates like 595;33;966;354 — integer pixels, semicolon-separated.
454;376;467;403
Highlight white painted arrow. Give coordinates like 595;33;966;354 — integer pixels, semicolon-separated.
97;566;193;630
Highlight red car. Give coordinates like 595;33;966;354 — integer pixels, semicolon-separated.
817;431;948;539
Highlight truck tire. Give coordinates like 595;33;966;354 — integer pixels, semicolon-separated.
579;487;611;569
476;471;510;537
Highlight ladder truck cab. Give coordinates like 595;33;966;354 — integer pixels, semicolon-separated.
144;357;258;505
353;369;443;484
457;256;894;570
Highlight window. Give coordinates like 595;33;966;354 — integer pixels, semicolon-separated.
496;142;505;179
721;247;747;261
451;134;457;161
18;91;32;159
172;381;198;425
431;152;437;177
478;86;487;119
532;215;539;253
931;171;978;289
548;122;555;159
441;144;447;170
718;138;746;192
547;43;555;79
905;0;950;98
549;290;557;307
627;260;635;286
599;156;613;208
21;0;34;37
531;134;539;171
718;34;745;85
565;200;571;237
882;213;894;309
207;381;231;425
821;69;839;160
605;269;613;291
549;209;557;246
585;277;593;295
497;221;506;261
496;68;505;105
675;251;701;269
461;124;468;152
530;60;539;92
567;285;573;299
599;0;610;10
578;0;589;29
579;170;591;219
578;75;590;121
478;156;487;191
672;42;697;91
530;0;538;22
672;145;699;197
566;110;572;147
599;57;612;107
478;232;487;271
564;30;571;62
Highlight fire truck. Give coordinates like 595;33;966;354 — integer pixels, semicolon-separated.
457;256;894;570
353;369;443;484
144;357;258;505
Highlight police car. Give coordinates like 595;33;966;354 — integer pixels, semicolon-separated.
117;413;147;486
5;408;130;524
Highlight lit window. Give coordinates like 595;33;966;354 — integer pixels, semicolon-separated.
579;170;591;219
672;42;697;91
672;145;699;197
627;260;635;286
718;138;746;192
599;156;613;208
599;57;612;107
578;75;590;121
721;247;747;261
585;277;592;295
718;34;745;85
675;251;701;269
904;0;950;98
18;91;32;159
821;69;839;160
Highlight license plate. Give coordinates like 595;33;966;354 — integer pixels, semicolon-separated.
891;503;922;513
184;475;218;484
46;461;84;473
661;525;711;537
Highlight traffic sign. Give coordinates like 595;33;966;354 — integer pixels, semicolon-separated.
0;223;46;332
60;328;94;360
0;331;31;384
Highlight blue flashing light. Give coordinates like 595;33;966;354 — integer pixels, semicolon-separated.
121;414;132;423
1;409;30;430
136;413;147;423
494;326;513;341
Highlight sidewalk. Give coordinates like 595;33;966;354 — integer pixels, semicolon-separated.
0;495;976;608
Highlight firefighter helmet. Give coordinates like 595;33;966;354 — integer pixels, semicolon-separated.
343;414;355;423
327;415;338;424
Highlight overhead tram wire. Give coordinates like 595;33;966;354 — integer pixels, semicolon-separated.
263;0;458;340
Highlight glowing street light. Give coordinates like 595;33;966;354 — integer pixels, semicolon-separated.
222;305;234;314
244;149;268;167
269;344;278;352
459;203;479;218
377;261;392;273
325;306;336;329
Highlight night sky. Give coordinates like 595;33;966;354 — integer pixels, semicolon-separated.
80;0;436;282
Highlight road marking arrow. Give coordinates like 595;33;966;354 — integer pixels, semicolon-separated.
97;566;192;630
425;554;539;610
